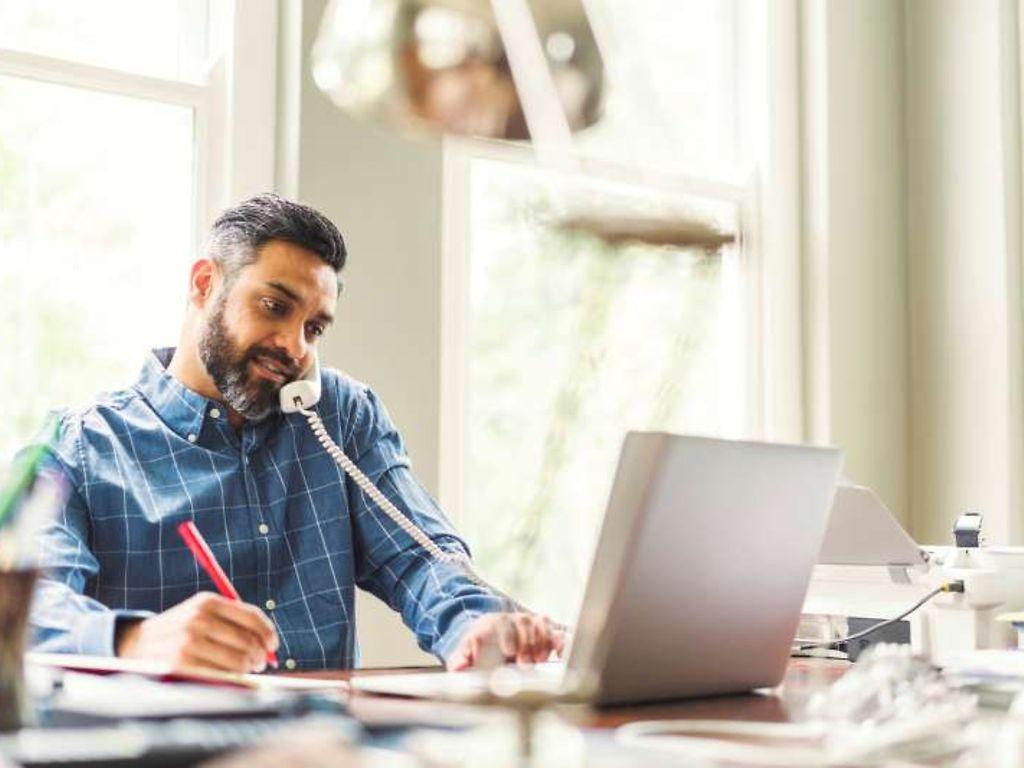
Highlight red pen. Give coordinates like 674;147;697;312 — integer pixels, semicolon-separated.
177;520;279;669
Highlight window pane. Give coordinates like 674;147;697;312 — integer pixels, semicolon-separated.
462;157;747;623
576;0;739;179
0;76;194;463
0;0;212;82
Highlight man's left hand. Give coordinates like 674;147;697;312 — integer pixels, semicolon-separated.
447;613;566;671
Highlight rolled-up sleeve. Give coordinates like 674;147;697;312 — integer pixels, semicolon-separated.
29;416;151;656
343;388;505;661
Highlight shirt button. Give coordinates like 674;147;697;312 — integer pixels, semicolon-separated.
284;659;297;670
187;433;197;443
258;523;269;535
264;599;276;611
210;408;221;419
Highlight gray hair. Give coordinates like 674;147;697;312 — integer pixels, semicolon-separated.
205;193;347;281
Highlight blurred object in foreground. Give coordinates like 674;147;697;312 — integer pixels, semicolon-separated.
312;0;604;141
0;418;65;572
198;718;412;768
0;570;39;732
0;418;64;731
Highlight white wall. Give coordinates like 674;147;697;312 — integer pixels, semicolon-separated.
801;0;910;523
277;0;442;666
801;0;1024;545
904;0;1024;544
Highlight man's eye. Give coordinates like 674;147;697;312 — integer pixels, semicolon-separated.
261;297;286;316
306;323;325;338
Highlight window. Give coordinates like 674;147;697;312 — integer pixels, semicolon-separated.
0;0;276;465
0;1;211;82
442;0;769;623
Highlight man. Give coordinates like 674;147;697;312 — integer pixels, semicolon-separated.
31;194;563;673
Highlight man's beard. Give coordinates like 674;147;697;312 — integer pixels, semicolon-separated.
197;298;298;421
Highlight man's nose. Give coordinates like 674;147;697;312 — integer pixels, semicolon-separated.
275;324;308;369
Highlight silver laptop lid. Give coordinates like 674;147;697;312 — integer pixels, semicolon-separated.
569;432;842;705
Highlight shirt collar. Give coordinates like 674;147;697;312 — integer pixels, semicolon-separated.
136;348;216;443
136;348;284;446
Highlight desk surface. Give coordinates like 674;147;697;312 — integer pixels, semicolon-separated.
286;657;851;730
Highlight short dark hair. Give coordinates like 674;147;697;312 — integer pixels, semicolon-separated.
206;193;346;278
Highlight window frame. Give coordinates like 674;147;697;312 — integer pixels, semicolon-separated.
0;0;278;235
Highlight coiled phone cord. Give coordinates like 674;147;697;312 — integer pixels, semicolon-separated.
299;408;534;618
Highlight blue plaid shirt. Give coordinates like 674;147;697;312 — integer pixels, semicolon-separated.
30;348;502;668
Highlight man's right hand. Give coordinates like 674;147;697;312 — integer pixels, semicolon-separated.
116;592;279;673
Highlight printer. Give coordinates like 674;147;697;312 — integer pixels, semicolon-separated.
801;485;1024;665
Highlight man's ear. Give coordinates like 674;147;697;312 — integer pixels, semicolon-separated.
188;259;219;308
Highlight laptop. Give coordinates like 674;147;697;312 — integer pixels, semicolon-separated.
353;432;843;705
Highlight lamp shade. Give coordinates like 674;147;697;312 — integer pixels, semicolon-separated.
312;0;605;141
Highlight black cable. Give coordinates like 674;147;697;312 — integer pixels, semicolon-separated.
794;581;965;652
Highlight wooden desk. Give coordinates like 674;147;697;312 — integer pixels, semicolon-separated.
272;659;855;766
288;657;851;730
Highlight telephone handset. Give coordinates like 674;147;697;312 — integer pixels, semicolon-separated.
280;357;322;413
280;357;525;613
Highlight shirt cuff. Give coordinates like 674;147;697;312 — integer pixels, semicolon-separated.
432;608;486;662
76;609;154;657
